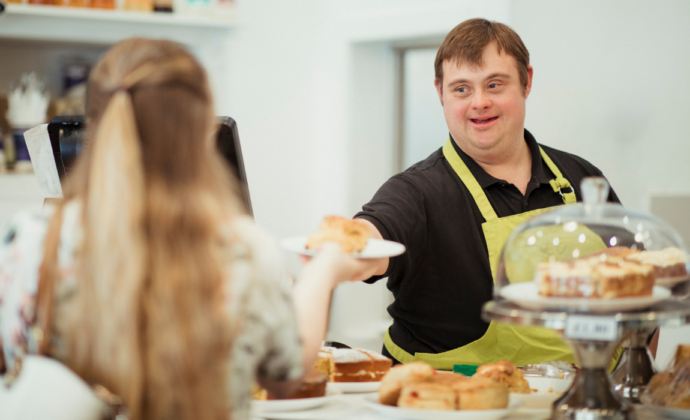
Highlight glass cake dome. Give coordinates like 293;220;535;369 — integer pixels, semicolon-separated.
495;177;690;312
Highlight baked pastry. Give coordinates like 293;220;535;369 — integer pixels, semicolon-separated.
535;256;654;298
306;216;370;253
475;360;530;394
315;347;392;382
398;383;456;410
626;247;688;280
379;361;436;406
454;376;509;410
252;384;267;400
433;371;471;387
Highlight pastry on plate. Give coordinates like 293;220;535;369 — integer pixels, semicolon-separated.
398;382;456;410
379;361;436;406
306;216;370;253
475;360;531;394
454;376;509;410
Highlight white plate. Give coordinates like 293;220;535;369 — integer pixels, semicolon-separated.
525;376;573;393
251;388;340;414
499;282;671;313
280;237;406;259
362;393;523;420
656;275;690;288
251;397;358;420
511;376;573;410
327;381;380;393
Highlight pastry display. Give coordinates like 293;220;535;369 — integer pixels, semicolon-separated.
378;361;510;410
643;344;690;408
626;247;688;280
535;246;688;298
475;360;531;393
535;253;655;298
315;346;392;382
306;216;370;253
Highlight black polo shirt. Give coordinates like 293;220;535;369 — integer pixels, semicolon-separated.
354;129;620;360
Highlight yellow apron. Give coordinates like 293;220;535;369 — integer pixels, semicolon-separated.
384;139;610;370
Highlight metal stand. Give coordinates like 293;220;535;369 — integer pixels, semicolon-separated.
610;328;658;403
483;299;690;420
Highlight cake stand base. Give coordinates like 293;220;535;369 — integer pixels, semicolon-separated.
551;368;634;420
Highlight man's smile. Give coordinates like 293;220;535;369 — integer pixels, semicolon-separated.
469;116;499;130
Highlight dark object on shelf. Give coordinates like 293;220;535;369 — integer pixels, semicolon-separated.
46;115;253;215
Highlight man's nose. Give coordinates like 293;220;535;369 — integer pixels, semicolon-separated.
471;90;491;110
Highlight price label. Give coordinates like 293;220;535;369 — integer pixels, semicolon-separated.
565;315;617;341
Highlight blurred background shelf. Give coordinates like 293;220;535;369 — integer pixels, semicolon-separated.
0;3;235;45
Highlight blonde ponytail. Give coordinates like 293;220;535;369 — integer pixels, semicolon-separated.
70;90;147;419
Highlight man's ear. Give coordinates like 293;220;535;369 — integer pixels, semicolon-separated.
434;77;444;105
524;65;534;98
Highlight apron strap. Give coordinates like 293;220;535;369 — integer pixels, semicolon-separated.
539;146;577;204
442;139;499;222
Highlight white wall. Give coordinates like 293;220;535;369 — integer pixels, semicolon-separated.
511;0;690;212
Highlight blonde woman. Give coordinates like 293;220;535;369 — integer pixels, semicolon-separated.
0;39;372;420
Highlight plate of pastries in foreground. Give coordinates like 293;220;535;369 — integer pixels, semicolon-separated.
363;360;525;420
315;345;392;393
251;369;340;414
280;216;406;259
642;344;690;418
500;246;684;312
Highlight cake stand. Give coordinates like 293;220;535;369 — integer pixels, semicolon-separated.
482;299;690;420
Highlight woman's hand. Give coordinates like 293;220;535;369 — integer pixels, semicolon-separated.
304;242;386;286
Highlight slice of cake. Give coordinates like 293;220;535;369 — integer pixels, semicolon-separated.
306;216;370;253
535;253;654;298
398;383;456;410
315;347;392;382
626;247;688;280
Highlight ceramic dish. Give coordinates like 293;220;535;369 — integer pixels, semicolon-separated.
280;237;406;259
499;282;671;313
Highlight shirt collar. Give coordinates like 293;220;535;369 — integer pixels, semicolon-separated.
450;129;551;189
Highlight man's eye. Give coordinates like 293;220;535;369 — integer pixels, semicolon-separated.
488;83;500;89
457;87;468;93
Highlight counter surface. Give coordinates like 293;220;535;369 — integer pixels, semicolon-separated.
252;392;665;420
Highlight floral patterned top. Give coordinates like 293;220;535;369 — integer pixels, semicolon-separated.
0;202;303;420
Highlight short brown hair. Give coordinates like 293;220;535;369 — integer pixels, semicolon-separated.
435;18;530;89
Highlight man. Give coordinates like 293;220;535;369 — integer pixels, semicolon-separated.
352;18;620;368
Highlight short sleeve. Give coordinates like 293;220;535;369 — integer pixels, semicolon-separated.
226;217;303;412
354;173;429;283
0;209;51;371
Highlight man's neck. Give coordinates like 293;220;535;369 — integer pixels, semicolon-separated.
463;132;533;195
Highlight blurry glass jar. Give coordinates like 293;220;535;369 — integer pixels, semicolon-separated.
125;0;152;12
90;0;114;9
55;0;90;7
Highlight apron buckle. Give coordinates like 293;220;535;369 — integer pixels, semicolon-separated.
558;186;574;199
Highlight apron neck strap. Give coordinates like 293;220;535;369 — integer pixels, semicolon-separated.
443;139;499;222
538;146;577;204
442;139;578;222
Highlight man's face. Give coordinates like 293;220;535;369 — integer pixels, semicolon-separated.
435;43;533;157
